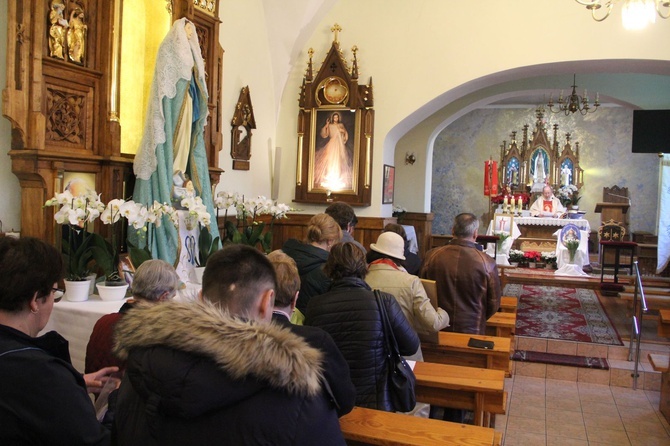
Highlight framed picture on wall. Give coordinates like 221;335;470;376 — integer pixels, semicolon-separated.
308;109;360;194
382;164;395;204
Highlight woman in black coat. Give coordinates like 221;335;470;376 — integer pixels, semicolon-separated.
305;242;420;412
282;213;342;315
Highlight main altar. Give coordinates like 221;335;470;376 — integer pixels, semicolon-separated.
484;108;591;275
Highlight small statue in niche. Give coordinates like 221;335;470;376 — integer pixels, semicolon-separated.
561;165;572;187
48;0;69;60
67;8;87;64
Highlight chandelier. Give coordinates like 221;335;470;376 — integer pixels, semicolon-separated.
576;0;670;30
547;75;600;116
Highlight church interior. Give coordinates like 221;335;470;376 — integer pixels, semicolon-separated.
2;1;670;445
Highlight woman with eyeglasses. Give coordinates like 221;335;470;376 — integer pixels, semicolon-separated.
85;259;180;374
0;237;117;445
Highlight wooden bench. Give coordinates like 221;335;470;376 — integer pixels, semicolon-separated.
421;332;512;377
413;361;506;428
499;296;518;314
659;309;670;338
339;406;502;446
648;354;670;424
486;312;516;340
619;290;670;312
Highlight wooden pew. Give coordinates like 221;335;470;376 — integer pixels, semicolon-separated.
499;296;518;314
486;312;516;340
339;406;502;446
648;354;670;424
659;309;670;338
421;332;512;377
413;361;506;428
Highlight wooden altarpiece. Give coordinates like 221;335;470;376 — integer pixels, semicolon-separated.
294;24;374;206
2;0;224;243
499;108;583;197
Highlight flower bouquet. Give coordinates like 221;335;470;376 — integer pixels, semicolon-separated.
508;249;525;264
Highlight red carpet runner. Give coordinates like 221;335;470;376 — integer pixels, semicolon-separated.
504;284;623;346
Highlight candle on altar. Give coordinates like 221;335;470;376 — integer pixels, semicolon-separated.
504;195;509;206
511;196;516;208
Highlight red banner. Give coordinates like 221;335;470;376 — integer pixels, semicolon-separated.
484;160;498;196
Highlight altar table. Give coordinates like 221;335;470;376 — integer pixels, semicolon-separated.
514;217;591;240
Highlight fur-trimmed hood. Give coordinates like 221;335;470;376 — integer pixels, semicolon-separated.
113;300;324;399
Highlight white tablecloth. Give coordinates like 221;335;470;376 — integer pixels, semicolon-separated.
515;217;591;233
39;285;201;373
40;296;127;373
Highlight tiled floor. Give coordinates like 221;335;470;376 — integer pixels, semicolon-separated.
495;358;670;446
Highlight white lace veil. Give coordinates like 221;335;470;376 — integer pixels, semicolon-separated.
133;18;209;180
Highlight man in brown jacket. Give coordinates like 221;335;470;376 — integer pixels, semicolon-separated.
421;213;501;334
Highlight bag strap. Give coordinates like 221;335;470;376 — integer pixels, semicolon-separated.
374;290;400;357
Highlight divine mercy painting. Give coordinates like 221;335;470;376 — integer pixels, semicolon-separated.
311;109;357;192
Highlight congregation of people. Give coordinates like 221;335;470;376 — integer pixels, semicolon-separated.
0;203;501;445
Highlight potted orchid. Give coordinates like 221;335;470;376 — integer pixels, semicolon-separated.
45;190;107;301
126;201;179;269
215;192;291;253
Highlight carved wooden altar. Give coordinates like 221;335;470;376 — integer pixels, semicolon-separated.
499;108;583;197
294;24;374;206
2;0;223;243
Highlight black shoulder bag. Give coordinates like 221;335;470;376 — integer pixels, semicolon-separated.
374;290;416;412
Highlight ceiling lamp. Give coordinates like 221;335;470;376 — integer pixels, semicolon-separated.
576;0;670;30
547;75;600;116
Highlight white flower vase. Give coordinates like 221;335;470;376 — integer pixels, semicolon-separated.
96;284;129;301
64;279;92;302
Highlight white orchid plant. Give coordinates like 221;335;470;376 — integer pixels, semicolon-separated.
215;191;291;253
45;191;178;280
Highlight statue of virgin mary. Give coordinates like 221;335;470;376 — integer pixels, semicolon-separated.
131;18;219;264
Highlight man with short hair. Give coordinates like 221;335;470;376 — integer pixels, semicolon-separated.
113;245;345;445
530;185;565;217
421;213;501;335
325;201;367;253
267;250;356;416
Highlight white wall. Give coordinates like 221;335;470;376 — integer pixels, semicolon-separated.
273;0;670;216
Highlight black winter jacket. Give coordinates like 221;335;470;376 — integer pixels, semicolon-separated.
282;238;331;312
0;324;110;445
304;277;420;412
113;301;345;446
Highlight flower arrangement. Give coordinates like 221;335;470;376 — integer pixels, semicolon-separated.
508;249;525;263
494;231;511;251
392;204;407;221
565;239;580;263
45;191;179;280
215;192;291;253
523;250;542;263
541;251;558;268
557;184;581;208
45;190;106;281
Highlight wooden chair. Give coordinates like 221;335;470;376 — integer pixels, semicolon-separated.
598;219;637;286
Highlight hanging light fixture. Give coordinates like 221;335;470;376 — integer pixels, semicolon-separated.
576;0;670;30
547;74;600;116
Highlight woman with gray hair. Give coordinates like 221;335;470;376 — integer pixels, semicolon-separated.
85;260;180;374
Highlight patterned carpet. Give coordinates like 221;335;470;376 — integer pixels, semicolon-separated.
504;284;623;346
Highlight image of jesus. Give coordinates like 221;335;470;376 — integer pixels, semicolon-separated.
313;111;353;191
